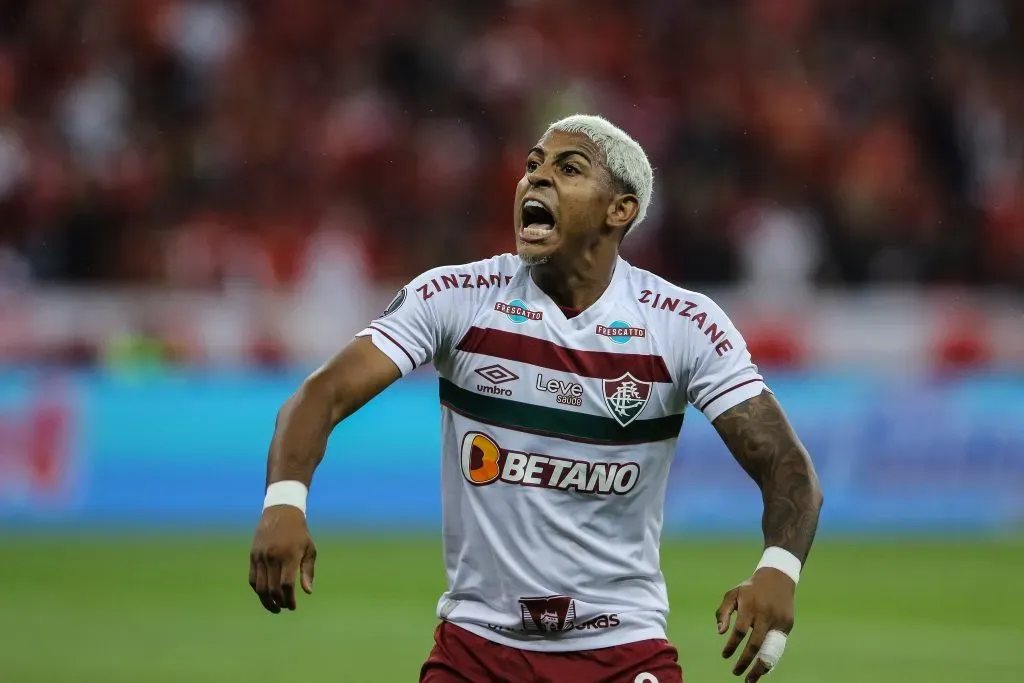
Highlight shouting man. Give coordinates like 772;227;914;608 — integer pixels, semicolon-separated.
249;114;824;683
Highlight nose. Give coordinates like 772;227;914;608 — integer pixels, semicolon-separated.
527;166;552;188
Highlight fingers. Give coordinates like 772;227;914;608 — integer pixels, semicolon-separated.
266;556;288;611
279;555;299;611
253;558;281;613
716;589;738;635
250;546;312;611
733;621;768;676
745;660;772;683
249;507;314;613
722;592;752;659
300;544;317;595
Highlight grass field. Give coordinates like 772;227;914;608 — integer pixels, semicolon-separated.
0;535;1020;682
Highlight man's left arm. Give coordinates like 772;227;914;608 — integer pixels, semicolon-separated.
712;389;824;682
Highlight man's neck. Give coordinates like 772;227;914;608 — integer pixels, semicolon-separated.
530;249;618;311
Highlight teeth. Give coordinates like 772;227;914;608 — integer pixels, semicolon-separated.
524;199;546;211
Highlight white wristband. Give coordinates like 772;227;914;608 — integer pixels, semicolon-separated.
756;546;802;584
262;481;308;516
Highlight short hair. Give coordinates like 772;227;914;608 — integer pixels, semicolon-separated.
545;114;654;234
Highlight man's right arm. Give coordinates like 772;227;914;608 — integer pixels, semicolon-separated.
250;336;402;614
265;336;401;488
248;262;481;614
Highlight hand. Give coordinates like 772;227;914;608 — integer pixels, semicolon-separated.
715;567;796;682
249;505;317;613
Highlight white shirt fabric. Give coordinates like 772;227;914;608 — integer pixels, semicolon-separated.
357;254;767;652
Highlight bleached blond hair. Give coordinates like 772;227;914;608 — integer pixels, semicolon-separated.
545;114;654;234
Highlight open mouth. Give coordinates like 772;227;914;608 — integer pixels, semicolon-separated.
520;199;555;241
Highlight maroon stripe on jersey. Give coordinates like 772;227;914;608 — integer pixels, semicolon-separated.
698;377;764;412
455;326;672;383
367;324;417;369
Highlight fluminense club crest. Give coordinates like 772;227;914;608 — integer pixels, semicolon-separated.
602;373;652;427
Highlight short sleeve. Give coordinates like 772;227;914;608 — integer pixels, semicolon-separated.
355;259;509;375
356;270;455;375
684;297;769;422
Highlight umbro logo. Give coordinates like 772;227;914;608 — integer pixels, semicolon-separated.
475;365;518;397
475;365;519;385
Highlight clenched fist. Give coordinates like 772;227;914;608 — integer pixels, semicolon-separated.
249;505;318;613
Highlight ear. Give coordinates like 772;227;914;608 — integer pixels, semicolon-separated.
606;194;639;232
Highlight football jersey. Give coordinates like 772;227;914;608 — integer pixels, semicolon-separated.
356;253;768;652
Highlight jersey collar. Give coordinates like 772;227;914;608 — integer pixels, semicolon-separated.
523;256;629;331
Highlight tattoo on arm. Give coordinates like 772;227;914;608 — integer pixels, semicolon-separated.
712;390;824;563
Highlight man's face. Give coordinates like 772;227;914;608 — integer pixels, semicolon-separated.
513;130;619;265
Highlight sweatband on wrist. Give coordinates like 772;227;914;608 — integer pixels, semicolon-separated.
756;546;802;584
262;480;308;516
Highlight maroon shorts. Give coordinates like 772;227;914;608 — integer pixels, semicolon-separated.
420;621;683;683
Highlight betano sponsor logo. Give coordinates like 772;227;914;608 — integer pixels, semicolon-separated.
460;432;639;494
495;299;542;323
595;320;645;344
535;372;584;407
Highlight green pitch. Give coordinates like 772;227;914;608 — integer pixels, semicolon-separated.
0;535;1020;682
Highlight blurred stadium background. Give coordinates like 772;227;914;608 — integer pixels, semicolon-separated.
0;0;1022;681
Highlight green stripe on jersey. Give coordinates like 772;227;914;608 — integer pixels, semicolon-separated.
438;378;684;445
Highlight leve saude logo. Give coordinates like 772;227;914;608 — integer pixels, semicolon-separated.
494;299;542;323
595;320;645;344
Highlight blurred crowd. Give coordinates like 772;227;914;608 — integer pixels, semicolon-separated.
0;0;1023;296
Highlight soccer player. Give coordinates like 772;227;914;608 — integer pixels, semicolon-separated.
249;114;824;683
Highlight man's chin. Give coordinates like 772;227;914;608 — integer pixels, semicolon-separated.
517;250;551;266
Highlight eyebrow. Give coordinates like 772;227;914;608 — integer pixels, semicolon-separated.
528;147;592;165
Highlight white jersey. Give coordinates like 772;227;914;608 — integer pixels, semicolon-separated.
357;254;767;652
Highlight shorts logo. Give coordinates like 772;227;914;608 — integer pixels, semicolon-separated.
377;287;407;319
495;299;542;323
460;432;640;494
596;320;646;344
603;373;652;427
520;595;576;632
635;675;659;683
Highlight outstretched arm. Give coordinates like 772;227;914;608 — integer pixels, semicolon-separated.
712;389;824;682
250;336;402;614
713;390;823;563
265;336;401;487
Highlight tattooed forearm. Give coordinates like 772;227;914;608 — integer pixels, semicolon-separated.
712;390;824;563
